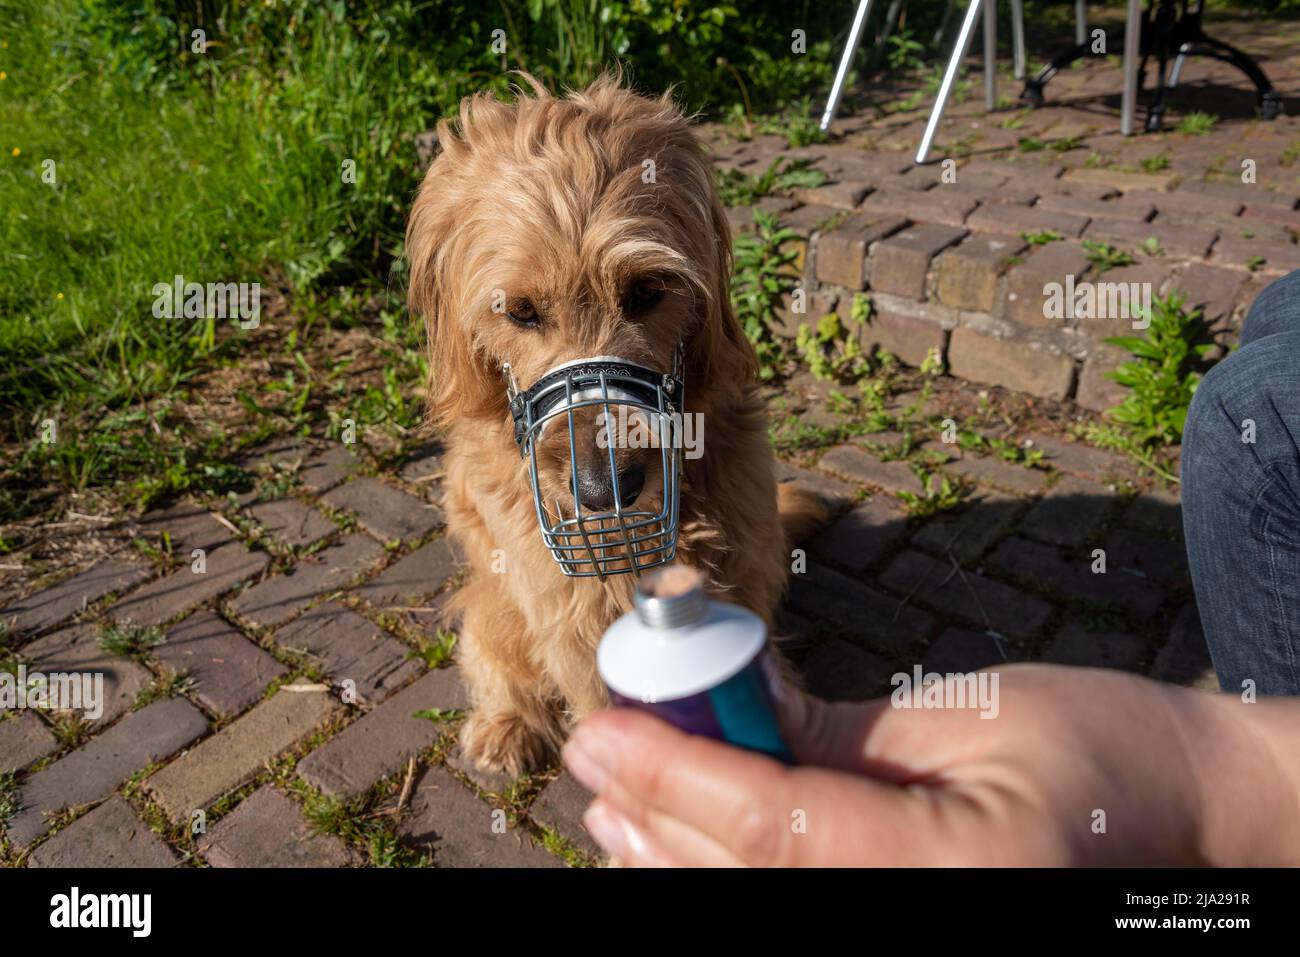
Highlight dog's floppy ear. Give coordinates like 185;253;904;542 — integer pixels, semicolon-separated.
405;115;500;427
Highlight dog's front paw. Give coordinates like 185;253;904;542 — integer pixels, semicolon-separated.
460;710;553;777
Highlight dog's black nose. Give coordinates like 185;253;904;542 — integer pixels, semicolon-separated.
575;461;646;512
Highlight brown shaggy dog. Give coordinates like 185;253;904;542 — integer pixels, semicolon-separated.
406;74;820;775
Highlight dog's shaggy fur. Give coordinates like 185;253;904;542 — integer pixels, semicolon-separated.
406;74;820;775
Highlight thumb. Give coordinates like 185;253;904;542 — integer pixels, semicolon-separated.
776;682;899;775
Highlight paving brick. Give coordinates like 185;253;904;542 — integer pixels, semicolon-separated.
136;501;235;555
242;436;312;472
814;213;909;289
878;549;1051;639
775;462;856;511
861;188;978;227
248;498;336;550
1018;476;1115;547
912;491;1023;561
1103;527;1190;588
777;203;844;238
399;440;446;487
1176;179;1296;210
787;562;934;655
922;627;1017;673
986;536;1164;617
775;287;836;337
1150;604;1218;691
444;743;517;794
1019;432;1136;484
855;308;948;367
967;203;1089;239
1154;189;1245;219
322;478;443;544
147;680;340;822
1121;487;1183;538
950;182;1039;207
0;711;59;772
5;697;207;847
801;639;896;701
198;785;359;867
1084;218;1216;259
1075;262;1174;340
1043;619;1147;671
1078;341;1137;413
1162;211;1294;247
947;453;1050;496
936;234;1026;312
275;602;422;704
1210;237;1300;273
817;445;921;494
297;667;467;799
530;772;599;857
808;497;908;572
16;624;152;728
399;767;561;867
946;326;1076;400
789;181;871;210
1006;241;1093;328
227;534;384;629
0;559;152;638
1241;202;1300;226
354;539;461;609
1061;167;1175;193
109;542;270;627
155;610;287;717
1034;192;1155;222
869;223;968;299
296;445;361;494
27;797;179;868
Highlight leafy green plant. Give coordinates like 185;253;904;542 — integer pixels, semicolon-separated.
99;622;166;662
1021;230;1063;246
1141;152;1171;173
1177;111;1218;135
731;210;798;381
1082;240;1136;273
754;97;828;148
714;158;826;208
897;471;966;517
1092;294;1214;478
796;312;869;383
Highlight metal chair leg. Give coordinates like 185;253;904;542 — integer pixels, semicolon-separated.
820;0;876;131
983;0;997;110
917;0;985;164
1120;0;1142;135
1011;0;1027;79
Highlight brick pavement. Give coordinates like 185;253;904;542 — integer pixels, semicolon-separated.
1;10;1286;867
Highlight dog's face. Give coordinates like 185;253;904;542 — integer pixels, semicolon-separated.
407;75;756;557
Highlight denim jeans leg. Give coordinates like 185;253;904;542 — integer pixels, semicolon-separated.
1181;269;1300;696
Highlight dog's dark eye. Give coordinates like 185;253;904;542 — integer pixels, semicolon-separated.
623;279;665;315
507;299;539;326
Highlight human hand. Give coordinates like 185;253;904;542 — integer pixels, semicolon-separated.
561;663;1300;866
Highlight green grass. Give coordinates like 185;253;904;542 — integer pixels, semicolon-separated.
1177;111;1219;135
1;0;440;516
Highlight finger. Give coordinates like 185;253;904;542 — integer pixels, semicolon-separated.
582;798;744;867
776;685;904;775
566;707;946;866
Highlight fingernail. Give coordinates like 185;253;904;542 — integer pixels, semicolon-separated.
563;725;618;794
583;802;644;861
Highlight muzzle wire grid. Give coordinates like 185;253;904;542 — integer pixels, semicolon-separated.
505;352;684;580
